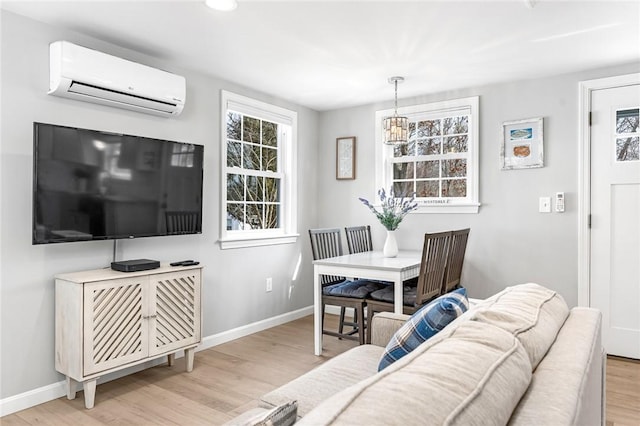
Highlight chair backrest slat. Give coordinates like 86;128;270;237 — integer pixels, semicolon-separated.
442;228;470;294
415;231;452;306
345;225;373;254
309;228;344;285
166;211;199;234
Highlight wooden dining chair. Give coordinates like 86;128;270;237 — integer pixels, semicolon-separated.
345;225;373;254
309;228;380;344
365;231;452;343
441;228;470;294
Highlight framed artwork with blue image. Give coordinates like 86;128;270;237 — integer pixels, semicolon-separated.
500;117;544;170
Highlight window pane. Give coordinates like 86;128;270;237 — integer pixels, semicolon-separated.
442;179;466;197
616;109;639;134
243;116;260;143
227;112;241;140
227;141;242;167
246;175;263;202
392;181;413;197
246;204;263;229
418;120;440;137
408;122;416;140
393;162;414;179
417;138;441;155
265;204;279;229
243;143;260;170
262;121;278;147
265;177;280;202
226;203;244;230
616;137;640;161
416;180;439;197
416;160;439;178
393;142;411;158
442;159;467;177
262;146;277;172
226;174;244;201
443;116;469;135
443;136;468;153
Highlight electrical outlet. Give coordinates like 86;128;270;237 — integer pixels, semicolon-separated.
539;197;551;213
266;277;273;292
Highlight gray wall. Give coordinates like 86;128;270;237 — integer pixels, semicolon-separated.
0;11;319;399
317;63;639;306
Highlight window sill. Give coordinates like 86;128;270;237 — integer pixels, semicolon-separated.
414;203;481;214
219;233;299;249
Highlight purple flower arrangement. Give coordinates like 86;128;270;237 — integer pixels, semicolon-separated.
359;187;418;231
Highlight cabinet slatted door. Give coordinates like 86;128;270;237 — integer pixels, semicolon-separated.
83;276;149;376
149;271;201;356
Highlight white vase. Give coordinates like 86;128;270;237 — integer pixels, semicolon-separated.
383;230;398;258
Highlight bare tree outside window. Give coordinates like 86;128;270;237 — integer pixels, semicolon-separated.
226;111;281;230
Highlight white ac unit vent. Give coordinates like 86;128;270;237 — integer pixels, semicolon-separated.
48;41;186;117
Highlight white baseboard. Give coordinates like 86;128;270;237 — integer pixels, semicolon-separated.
198;305;314;350
0;305;315;417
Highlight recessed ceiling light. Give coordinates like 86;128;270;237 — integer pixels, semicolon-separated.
205;0;238;11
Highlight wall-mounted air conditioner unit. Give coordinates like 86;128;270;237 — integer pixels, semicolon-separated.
48;41;186;117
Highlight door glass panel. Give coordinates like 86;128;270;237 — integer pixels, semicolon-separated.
616;137;640;161
615;108;639;162
616;108;639;133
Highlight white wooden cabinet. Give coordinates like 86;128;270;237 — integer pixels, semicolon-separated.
55;264;202;409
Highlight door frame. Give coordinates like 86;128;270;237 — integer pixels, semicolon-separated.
577;73;640;307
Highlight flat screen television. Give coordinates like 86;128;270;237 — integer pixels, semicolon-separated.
32;122;204;244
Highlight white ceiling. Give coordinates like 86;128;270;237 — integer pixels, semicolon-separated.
2;0;639;111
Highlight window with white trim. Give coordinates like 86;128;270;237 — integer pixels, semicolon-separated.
375;96;480;213
220;91;298;249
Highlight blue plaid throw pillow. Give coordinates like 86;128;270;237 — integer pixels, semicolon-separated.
378;288;469;371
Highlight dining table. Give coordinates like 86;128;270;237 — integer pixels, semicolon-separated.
312;250;422;355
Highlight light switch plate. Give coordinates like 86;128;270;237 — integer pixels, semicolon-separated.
539;197;551;213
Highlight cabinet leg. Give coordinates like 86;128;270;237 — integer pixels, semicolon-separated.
185;348;195;372
167;353;175;366
83;379;97;409
65;376;77;400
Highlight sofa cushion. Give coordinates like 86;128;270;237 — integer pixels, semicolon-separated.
378;288;469;370
509;307;603;425
471;283;569;369
260;344;383;417
298;320;532;426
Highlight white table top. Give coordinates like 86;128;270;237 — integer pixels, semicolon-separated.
313;250;422;271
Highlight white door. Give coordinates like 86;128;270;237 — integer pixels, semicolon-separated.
590;83;640;359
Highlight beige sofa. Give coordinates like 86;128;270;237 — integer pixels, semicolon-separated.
236;283;604;425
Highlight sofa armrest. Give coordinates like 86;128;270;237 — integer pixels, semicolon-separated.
370;312;410;347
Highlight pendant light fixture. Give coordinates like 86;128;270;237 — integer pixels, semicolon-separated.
383;76;408;145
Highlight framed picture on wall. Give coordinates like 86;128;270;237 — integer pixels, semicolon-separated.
500;117;544;170
336;136;356;180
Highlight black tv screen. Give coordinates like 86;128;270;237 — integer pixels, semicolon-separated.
33;122;204;244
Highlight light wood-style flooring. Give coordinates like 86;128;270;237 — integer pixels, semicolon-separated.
3;315;639;425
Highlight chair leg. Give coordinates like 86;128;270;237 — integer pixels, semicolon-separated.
357;304;365;345
338;307;346;335
366;305;375;344
353;309;359;333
